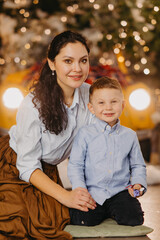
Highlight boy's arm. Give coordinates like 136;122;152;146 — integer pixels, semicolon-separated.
68;128;87;190
129;133;147;192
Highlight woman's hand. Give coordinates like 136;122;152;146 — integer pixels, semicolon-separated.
128;184;143;198
63;187;96;212
29;169;96;211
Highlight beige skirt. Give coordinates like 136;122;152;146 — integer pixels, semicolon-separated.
0;135;72;240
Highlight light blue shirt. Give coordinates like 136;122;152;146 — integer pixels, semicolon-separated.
68;118;147;205
9;83;93;182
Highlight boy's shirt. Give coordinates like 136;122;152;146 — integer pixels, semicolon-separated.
68;117;147;205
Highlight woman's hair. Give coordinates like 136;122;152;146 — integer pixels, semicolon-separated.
89;76;123;102
31;31;90;135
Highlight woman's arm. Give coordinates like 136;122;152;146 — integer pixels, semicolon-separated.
30;169;96;211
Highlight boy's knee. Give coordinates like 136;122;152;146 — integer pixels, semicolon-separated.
69;208;103;226
115;210;144;226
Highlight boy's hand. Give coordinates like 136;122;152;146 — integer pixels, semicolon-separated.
128;184;144;198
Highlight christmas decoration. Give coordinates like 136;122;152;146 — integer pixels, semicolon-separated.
0;0;160;81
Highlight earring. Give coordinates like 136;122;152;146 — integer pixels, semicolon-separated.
52;71;54;76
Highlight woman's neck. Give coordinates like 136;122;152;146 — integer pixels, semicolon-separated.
63;88;75;107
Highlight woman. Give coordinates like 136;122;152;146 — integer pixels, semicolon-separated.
0;31;96;240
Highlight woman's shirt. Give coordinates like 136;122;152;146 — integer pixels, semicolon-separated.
9;82;93;182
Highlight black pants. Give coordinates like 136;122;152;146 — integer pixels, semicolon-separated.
69;190;144;226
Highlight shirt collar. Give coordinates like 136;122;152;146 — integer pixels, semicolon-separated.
70;87;85;110
95;117;121;134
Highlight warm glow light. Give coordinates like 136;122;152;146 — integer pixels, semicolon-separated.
120;20;127;27
106;34;112;40
108;4;114;11
2;88;24;109
61;16;67;22
129;88;150;110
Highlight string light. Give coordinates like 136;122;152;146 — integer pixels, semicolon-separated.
106;59;113;65
137;2;143;8
142;26;148;32
24;43;31;49
133;31;139;36
24;12;29;18
115;43;122;48
21;27;26;32
151;19;157;25
119;32;127;38
144;68;150;75
89;0;95;3
93;4;100;10
125;60;131;67
139;39;146;46
134;35;141;41
19;9;25;14
14;57;20;63
134;64;140;71
67;6;75;13
61;16;67;22
118;56;125;63
21;60;27;66
99;57;106;65
154;6;159;12
114;48;120;54
120;20;127;27
44;29;51;35
143;46;149;52
141;58;147;64
108;4;114;11
0;58;5;65
106;34;112;40
33;0;39;4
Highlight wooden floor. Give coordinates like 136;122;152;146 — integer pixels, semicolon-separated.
76;185;160;240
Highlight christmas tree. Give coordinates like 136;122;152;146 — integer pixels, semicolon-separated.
0;0;160;81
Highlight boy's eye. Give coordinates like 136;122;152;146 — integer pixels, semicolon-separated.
112;100;117;103
98;102;104;104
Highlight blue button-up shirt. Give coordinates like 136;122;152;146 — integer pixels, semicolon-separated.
9;83;93;182
68;118;147;205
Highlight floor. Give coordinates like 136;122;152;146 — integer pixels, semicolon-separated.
75;185;160;240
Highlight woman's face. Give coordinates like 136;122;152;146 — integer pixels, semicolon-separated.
48;42;89;92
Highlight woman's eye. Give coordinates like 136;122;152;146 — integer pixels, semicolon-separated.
82;58;88;63
112;100;117;103
99;102;104;104
64;59;72;64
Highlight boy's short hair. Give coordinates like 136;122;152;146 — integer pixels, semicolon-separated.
89;76;123;102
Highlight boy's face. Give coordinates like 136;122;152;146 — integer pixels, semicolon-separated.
88;88;125;127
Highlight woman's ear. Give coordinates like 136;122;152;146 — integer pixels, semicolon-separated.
47;58;55;71
87;102;95;115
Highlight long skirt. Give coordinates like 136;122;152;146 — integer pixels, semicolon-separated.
0;135;72;240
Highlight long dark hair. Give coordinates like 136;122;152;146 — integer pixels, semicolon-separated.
31;31;90;135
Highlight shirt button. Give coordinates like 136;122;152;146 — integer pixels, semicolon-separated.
109;152;112;155
109;133;111;136
108;170;112;173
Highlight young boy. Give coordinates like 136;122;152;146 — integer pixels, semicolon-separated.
68;76;147;227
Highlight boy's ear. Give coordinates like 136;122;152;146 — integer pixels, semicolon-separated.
47;58;55;71
87;102;95;115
